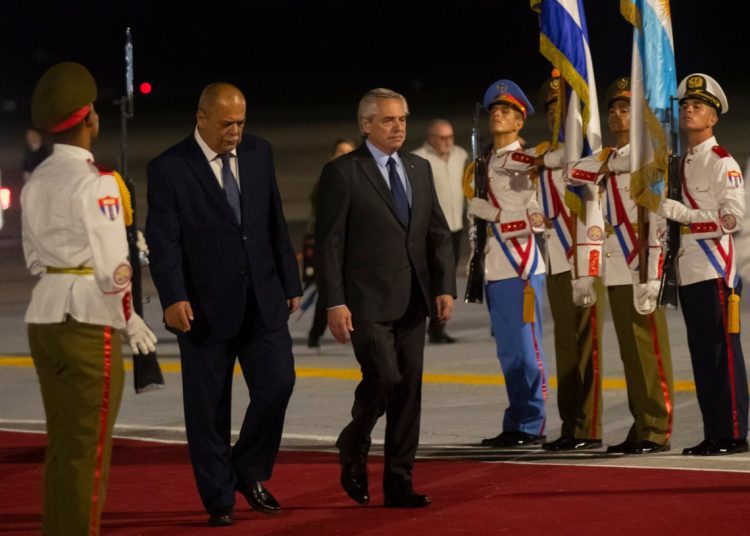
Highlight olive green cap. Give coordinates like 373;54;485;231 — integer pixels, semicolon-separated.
31;62;97;131
605;77;631;108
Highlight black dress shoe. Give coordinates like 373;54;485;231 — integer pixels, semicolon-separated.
629;440;670;454
340;462;369;505
682;438;717;456
384;490;432;508
701;438;749;456
208;507;234;527
606;440;636;454
429;332;457;344
482;430;545;447
542;436;602;451
237;481;281;514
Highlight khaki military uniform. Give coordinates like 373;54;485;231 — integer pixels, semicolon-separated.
567;145;674;446
22;144;131;535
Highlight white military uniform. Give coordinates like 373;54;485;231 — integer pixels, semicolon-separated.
22;143;132;326
484;141;546;280
676;136;745;286
412;142;468;232
566;144;663;285
482;140;548;436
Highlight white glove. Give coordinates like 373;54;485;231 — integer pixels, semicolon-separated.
136;230;150;267
631;272;661;315
126;312;158;355
658;199;692;224
468;198;500;222
572;276;597;308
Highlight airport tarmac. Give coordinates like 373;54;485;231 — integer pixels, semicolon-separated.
2;220;750;474
2;111;750;475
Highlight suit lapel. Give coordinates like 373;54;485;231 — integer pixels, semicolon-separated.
355;144;408;228
237;139;257;226
184;136;241;228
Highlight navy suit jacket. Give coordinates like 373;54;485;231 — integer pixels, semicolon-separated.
146;133;301;341
315;143;456;323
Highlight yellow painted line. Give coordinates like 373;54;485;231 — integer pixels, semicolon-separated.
0;356;698;392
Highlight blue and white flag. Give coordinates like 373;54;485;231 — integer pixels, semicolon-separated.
621;0;677;212
531;0;602;217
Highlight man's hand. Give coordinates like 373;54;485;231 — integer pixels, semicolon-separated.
659;199;692;224
327;305;354;344
435;294;454;324
126;312;158;354
288;296;301;314
467;198;500;222
572;276;597;308
165;300;193;333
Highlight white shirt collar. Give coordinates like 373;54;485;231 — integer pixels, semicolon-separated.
194;127;237;161
689;135;717;156
52;143;94;162
494;139;521;155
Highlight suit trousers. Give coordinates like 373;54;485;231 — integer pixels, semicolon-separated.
486;274;548;435
546;271;605;440
29;319;124;536
178;290;295;514
607;284;674;444
679;278;748;440
337;278;427;490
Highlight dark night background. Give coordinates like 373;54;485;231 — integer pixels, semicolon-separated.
1;0;748;225
1;0;747;118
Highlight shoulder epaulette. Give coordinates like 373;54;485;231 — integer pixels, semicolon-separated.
91;160;116;174
712;145;731;158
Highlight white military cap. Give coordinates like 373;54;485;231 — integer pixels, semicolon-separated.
677;73;728;114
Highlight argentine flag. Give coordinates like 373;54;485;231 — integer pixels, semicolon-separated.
621;0;678;212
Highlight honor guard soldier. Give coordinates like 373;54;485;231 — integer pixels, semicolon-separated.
467;80;548;447
22;62;157;535
659;73;748;455
565;77;674;455
530;72;606;451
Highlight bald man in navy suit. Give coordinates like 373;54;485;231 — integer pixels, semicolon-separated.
146;83;301;527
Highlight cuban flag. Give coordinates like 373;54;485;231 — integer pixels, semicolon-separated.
531;0;602;218
621;0;677;212
98;196;120;221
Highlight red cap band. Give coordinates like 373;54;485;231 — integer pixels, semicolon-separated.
48;105;90;133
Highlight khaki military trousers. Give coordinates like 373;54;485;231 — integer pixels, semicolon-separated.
607;284;674;444
29;318;124;536
547;271;606;439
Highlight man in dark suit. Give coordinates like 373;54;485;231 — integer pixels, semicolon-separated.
316;88;456;508
145;83;301;527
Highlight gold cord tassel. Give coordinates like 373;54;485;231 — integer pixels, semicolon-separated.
523;282;535;324
728;289;740;334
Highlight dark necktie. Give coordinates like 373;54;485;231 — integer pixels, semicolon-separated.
220;153;241;223
386;157;410;226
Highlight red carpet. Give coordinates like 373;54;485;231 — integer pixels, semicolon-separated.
2;431;749;535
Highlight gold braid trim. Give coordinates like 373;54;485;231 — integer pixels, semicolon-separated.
112;171;133;226
620;0;642;29
463;161;477;199
564;189;586;222
630;99;668;213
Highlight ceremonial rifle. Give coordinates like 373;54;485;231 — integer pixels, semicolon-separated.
657;96;681;308
117;28;165;393
465;103;488;304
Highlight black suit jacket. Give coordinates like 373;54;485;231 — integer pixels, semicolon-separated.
145;133;301;340
315;143;456;323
